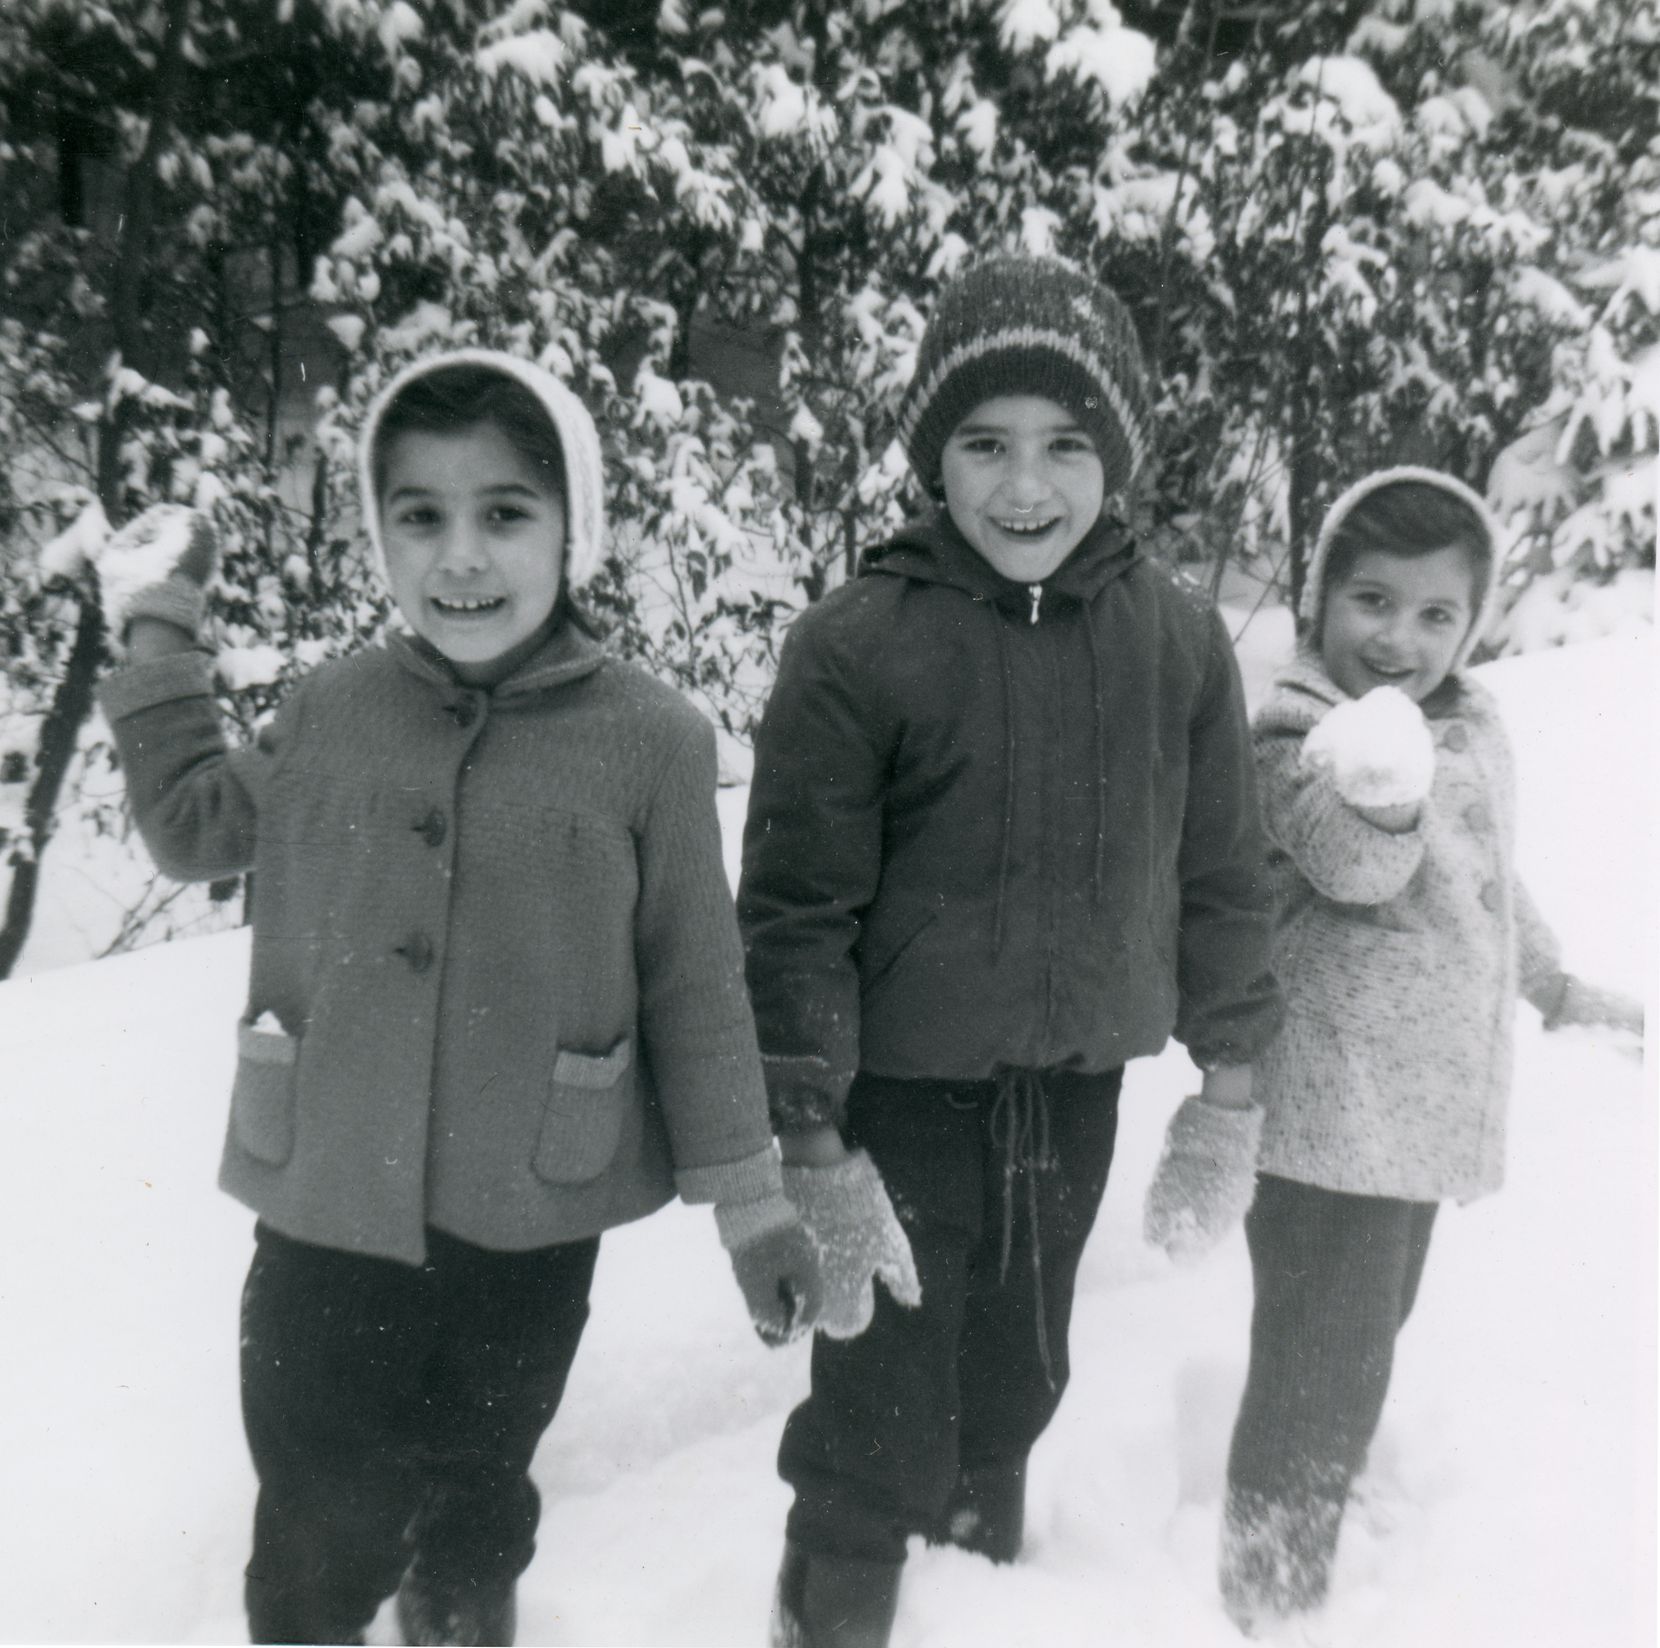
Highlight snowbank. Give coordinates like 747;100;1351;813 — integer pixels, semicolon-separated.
0;636;1652;1646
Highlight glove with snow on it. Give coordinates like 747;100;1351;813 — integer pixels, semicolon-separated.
87;503;220;646
782;1149;921;1338
1143;1094;1264;1263
1301;686;1436;817
717;1192;824;1346
1546;976;1646;1047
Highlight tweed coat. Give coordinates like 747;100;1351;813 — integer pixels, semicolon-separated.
1252;654;1566;1202
99;624;778;1265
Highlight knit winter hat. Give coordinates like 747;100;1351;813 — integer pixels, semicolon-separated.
359;347;607;593
1302;465;1502;674
897;254;1153;496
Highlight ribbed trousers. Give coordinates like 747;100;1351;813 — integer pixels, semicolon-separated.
1221;1173;1438;1623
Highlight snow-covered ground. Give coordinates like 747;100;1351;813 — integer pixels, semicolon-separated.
1;635;1653;1647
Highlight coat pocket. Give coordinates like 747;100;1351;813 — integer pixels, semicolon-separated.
230;1019;299;1167
532;1036;634;1185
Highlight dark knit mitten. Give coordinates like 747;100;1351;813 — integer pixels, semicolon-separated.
1143;1095;1264;1262
782;1150;921;1339
717;1192;824;1345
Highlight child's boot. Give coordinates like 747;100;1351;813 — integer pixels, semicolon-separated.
769;1539;901;1648
1219;1484;1341;1637
934;1457;1026;1563
395;1566;517;1647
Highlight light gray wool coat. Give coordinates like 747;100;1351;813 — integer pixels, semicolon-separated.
1252;654;1567;1203
99;622;780;1267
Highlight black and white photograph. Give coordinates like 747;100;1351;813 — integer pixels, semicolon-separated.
0;1;1653;1644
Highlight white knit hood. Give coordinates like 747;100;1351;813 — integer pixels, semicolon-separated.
1301;465;1502;675
358;347;607;594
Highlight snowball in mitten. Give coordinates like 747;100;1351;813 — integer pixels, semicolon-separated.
87;503;220;643
716;1191;824;1345
1301;686;1436;810
1143;1094;1264;1263
782;1150;921;1338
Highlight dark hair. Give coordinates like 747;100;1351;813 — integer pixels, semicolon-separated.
1323;481;1493;605
371;364;567;505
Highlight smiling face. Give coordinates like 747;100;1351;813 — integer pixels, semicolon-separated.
938;395;1107;583
1319;544;1478;703
378;421;567;686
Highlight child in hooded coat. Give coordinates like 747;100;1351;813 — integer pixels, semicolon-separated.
739;254;1283;1647
90;350;822;1646
1144;466;1644;1635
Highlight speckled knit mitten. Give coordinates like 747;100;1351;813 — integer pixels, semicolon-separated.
782;1150;921;1338
89;502;220;645
1545;976;1646;1041
1301;686;1435;811
716;1192;825;1345
1143;1095;1264;1262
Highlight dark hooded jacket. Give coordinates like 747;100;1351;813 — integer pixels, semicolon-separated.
737;511;1281;1124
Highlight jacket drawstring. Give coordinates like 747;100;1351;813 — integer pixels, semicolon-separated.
991;613;1017;956
989;1067;1057;1389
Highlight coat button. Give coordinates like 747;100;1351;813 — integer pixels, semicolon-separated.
1463;802;1491;832
447;699;478;729
413;809;447;847
1479;881;1501;913
394;933;435;973
1442;723;1469;752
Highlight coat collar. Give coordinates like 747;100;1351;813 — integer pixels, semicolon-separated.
386;620;607;701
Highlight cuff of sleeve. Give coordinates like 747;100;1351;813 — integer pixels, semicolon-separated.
712;1191;796;1254
762;1054;850;1134
98;649;217;721
676;1144;783;1208
125;579;207;642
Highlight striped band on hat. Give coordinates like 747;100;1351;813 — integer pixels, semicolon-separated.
896;254;1153;497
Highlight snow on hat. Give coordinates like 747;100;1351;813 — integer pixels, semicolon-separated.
897;253;1153;496
358;346;606;592
1303;465;1502;673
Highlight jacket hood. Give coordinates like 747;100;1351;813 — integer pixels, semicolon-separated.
358;347;608;595
863;508;1141;610
1301;465;1502;677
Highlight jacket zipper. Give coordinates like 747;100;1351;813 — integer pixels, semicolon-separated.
1027;583;1042;625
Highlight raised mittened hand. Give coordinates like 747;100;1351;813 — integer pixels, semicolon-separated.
1301;686;1436;814
1143;1092;1264;1263
716;1192;824;1346
782;1149;921;1338
87;503;220;644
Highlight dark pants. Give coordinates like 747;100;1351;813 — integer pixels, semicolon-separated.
240;1221;599;1644
1222;1173;1438;1621
781;1067;1122;1564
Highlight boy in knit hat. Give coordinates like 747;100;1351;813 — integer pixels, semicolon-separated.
86;350;823;1645
740;253;1283;1646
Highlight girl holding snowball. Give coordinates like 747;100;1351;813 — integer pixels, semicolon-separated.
1143;466;1644;1635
